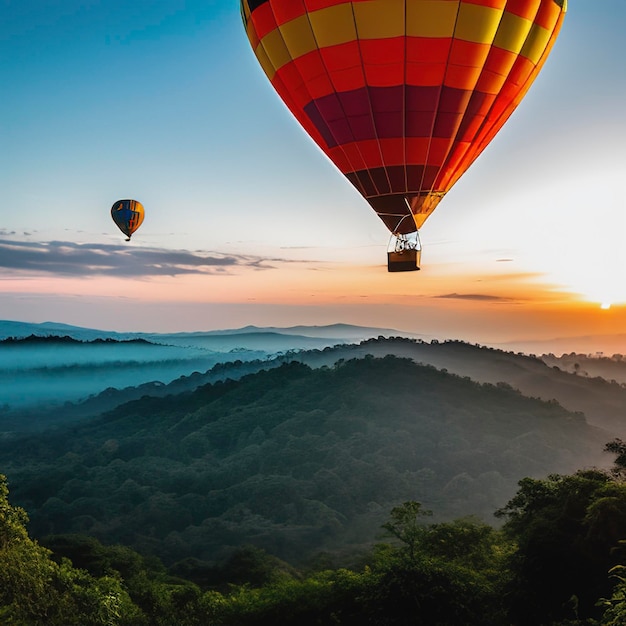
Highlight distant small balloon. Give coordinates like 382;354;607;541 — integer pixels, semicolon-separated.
111;199;144;241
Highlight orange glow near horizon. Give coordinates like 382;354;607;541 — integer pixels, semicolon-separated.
0;262;603;310
3;257;626;354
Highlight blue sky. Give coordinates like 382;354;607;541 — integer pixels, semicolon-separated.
1;1;626;345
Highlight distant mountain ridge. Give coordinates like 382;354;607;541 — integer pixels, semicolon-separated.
0;320;419;343
3;319;626;356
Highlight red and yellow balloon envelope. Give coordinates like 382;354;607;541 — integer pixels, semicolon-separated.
241;0;567;270
111;199;145;242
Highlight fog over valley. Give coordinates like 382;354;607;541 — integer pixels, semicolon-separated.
0;321;390;410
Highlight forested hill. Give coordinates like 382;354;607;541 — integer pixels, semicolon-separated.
297;338;626;436
8;336;626;439
0;355;609;567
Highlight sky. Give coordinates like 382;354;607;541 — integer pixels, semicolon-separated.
1;0;625;351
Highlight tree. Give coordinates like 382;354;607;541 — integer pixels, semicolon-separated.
495;469;626;625
380;500;431;562
605;439;626;479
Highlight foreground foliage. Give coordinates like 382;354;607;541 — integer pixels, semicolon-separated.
4;440;626;625
1;471;509;625
0;474;142;625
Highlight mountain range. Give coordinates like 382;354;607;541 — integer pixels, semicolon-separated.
0;320;419;343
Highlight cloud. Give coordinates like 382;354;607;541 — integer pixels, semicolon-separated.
0;239;283;277
435;293;517;302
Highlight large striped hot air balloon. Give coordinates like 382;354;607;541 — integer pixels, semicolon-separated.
241;0;567;270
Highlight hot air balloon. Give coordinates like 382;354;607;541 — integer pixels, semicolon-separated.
241;0;567;271
111;199;145;241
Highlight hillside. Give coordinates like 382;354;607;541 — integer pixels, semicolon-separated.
6;336;626;440
294;338;626;437
0;355;610;567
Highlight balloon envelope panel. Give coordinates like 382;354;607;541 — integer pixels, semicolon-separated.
111;199;145;239
241;0;567;234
